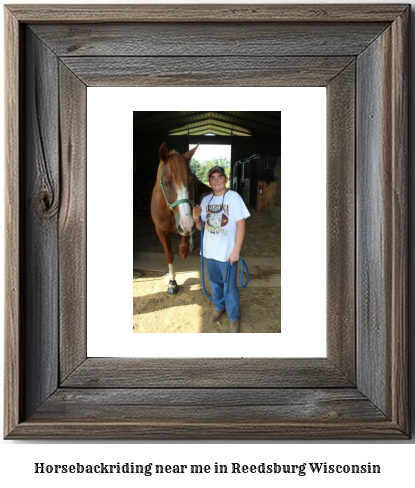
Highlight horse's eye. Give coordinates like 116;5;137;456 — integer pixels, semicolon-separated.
163;181;170;187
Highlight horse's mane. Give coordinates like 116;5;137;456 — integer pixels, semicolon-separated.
158;150;189;187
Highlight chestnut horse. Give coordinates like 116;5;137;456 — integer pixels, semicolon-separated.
150;142;210;294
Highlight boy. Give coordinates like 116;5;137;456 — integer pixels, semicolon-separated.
192;166;250;333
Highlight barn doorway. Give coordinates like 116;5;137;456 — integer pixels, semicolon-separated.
188;143;231;186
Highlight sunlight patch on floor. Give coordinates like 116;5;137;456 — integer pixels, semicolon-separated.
133;304;204;333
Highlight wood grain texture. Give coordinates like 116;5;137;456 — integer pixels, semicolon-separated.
21;28;60;420
62;358;353;389
32;388;386;423
6;4;409;23
3;4;410;440
58;63;87;381
326;62;356;382
8;407;405;441
61;56;354;87
389;8;409;433
7;422;406;441
4;6;21;438
356;27;391;417
31;22;388;57
356;8;408;426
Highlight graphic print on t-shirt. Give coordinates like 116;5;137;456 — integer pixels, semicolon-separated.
207;204;229;235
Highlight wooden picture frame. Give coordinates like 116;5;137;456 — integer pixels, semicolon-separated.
4;4;409;439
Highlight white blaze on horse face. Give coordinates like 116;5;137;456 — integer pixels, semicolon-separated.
176;184;194;234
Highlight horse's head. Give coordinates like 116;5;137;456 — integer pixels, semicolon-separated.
159;142;199;236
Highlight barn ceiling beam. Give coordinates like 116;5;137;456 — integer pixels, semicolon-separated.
134;111;280;136
137;115;250;135
169;122;251;136
188;135;232;145
169;127;250;136
171;116;252;135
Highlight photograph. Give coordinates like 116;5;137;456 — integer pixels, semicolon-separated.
132;111;281;333
1;0;412;447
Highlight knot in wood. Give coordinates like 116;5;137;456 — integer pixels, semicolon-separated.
36;187;59;219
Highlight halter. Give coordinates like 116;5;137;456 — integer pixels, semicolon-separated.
159;164;195;211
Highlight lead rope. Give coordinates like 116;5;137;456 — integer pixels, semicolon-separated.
199;220;249;305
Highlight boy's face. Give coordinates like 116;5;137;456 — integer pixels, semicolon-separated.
208;171;227;193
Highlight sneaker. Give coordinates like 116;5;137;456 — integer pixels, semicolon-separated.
229;319;240;333
210;309;225;323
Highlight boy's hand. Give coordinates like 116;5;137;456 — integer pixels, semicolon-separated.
192;204;202;220
229;250;240;265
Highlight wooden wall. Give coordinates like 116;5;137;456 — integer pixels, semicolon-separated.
257;180;279;211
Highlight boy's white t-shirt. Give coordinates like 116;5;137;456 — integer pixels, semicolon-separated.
200;189;250;262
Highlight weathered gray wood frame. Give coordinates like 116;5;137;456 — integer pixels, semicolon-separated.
4;4;409;439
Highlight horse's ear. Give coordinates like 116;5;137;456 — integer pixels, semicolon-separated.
159;142;170;163
182;143;199;164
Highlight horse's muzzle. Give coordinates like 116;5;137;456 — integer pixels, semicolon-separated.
178;222;196;236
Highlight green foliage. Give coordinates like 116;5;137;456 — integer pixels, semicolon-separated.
190;156;231;185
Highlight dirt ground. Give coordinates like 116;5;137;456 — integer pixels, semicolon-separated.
133;206;281;333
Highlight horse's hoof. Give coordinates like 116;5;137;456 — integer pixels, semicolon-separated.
167;280;179;295
179;248;189;260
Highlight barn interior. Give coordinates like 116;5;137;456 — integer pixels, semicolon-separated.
133;111;281;216
133;111;281;333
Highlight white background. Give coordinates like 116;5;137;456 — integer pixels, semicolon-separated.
87;86;326;358
1;0;414;486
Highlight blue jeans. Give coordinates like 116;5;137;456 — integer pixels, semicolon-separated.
205;258;240;321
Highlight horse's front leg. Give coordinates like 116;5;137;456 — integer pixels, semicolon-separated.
179;235;190;259
155;226;179;295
